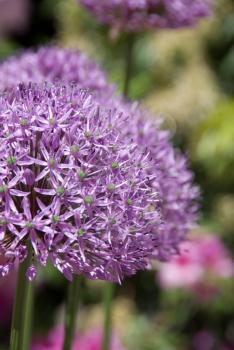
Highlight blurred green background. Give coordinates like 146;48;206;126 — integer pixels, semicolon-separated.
0;0;234;349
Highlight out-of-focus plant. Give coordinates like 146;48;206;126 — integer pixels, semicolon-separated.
123;316;182;350
192;327;234;350
78;0;211;33
214;195;234;236
0;0;31;38
56;0;221;125
190;99;234;192
56;0;158;99
158;233;233;300
32;326;125;350
206;0;234;95
154;232;234;350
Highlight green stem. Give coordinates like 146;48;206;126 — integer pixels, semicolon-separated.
20;271;34;349
123;33;136;98
63;276;81;350
101;32;136;350
101;283;115;350
9;246;34;350
9;265;26;350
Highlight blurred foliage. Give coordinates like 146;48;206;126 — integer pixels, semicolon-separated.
206;0;234;95
124;316;182;350
214;195;234;235
0;39;20;60
190;99;234;188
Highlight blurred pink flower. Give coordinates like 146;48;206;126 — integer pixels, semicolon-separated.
193;330;216;350
193;330;234;350
0;0;31;36
32;327;125;350
158;234;234;293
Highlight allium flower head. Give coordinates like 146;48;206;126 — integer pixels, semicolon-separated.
79;0;211;32
102;97;199;260
0;47;199;275
0;82;160;282
0;46;113;94
127;110;199;260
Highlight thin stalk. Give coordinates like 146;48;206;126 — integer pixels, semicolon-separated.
9;264;26;350
19;264;34;349
101;283;115;350
101;32;136;350
63;276;81;350
9;246;34;350
123;33;136;98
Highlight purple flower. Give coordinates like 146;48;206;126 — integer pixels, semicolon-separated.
0;46;199;274
0;82;161;282
97;96;200;260
126;111;200;260
0;46;114;94
79;0;211;33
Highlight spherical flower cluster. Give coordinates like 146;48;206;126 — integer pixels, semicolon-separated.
32;327;125;350
79;0;211;32
105;98;199;260
0;47;200;277
158;234;234;293
0;82;161;282
0;46;113;94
